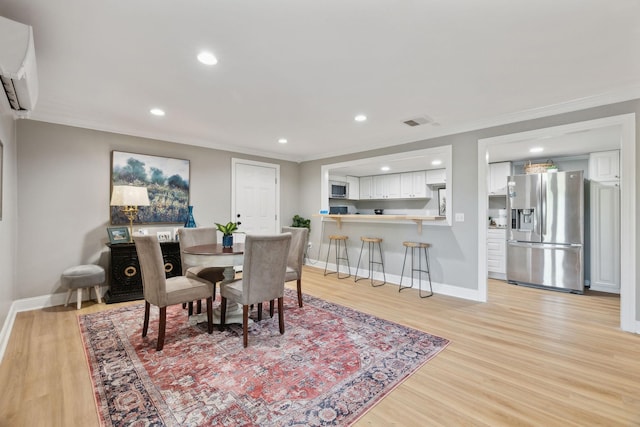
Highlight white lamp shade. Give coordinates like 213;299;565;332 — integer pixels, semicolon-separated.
110;185;150;206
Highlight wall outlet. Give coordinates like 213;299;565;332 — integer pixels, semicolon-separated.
455;213;465;222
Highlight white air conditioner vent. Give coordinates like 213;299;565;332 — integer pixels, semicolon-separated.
0;16;38;118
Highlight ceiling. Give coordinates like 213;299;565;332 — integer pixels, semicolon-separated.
2;1;640;162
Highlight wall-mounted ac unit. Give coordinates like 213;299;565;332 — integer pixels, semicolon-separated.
0;16;38;118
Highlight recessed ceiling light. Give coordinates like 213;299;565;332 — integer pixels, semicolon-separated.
530;147;544;153
278;138;288;144
431;159;442;166
197;51;218;65
381;166;390;171
354;114;367;122
150;108;165;116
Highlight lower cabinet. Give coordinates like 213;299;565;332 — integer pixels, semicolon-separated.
105;242;182;303
487;228;506;279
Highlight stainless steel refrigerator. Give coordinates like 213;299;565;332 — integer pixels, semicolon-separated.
506;170;584;293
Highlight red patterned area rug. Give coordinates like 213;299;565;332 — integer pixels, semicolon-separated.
79;289;449;426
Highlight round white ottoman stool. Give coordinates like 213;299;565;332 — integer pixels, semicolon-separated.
62;265;105;309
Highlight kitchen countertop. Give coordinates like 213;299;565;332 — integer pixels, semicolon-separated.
316;214;446;234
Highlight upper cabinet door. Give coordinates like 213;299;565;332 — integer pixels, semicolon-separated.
489;162;512;195
346;176;359;200
359;176;373;199
401;171;429;198
589;150;620;182
426;169;446;185
373;174;401;199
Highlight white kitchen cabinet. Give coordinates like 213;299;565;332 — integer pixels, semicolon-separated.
488;162;511;195
487;228;506;279
346;175;359;200
373;174;401;199
359;176;373;199
426;169;446;186
590;180;620;293
589;150;620;182
400;171;430;198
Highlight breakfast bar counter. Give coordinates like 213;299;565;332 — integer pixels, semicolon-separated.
316;214;446;234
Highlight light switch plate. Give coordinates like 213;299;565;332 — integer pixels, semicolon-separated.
455;213;465;222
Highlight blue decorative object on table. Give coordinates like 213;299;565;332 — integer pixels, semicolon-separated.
184;205;196;228
222;234;233;248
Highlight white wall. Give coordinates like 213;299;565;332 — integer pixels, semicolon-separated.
0;115;16;326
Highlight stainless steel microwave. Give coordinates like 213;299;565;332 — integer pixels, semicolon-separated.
330;181;348;198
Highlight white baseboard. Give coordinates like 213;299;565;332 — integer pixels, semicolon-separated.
306;259;486;302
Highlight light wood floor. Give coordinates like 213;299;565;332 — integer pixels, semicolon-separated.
1;266;639;426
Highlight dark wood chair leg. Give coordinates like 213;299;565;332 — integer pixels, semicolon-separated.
188;301;194;316
196;299;202;314
157;306;167;351
219;297;227;331
269;300;274;317
243;305;249;347
297;278;303;307
206;297;213;334
143;301;150;337
257;302;263;321
278;297;285;334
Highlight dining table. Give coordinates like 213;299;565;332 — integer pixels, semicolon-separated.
182;243;250;326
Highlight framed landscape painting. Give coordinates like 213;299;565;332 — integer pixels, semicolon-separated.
110;151;190;225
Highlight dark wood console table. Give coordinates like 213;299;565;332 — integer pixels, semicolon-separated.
104;241;182;303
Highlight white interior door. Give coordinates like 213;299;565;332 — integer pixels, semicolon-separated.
231;159;279;243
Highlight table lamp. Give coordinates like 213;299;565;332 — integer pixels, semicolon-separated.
110;185;150;242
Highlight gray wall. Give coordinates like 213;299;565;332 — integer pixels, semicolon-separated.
0;115;17;327
300;100;640;302
15;120;299;299
1;98;639;329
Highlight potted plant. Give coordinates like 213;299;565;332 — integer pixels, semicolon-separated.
291;214;311;231
215;221;238;248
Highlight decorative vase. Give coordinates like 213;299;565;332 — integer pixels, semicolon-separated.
184;205;196;228
222;234;233;248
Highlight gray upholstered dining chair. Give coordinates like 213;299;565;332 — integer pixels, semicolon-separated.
220;233;291;347
178;227;225;314
282;226;309;308
134;234;215;351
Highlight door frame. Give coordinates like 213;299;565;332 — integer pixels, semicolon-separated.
477;113;636;333
231;158;281;234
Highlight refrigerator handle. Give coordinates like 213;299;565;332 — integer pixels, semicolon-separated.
508;241;582;250
539;173;546;239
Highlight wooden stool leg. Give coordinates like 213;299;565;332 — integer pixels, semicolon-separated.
94;285;103;304
76;288;83;310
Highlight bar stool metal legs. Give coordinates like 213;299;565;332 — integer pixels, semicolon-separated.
399;241;433;298
354;237;386;287
324;235;351;279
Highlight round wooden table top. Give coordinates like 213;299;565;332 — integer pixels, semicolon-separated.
183;243;245;255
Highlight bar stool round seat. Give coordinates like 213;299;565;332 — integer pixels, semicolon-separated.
62;264;105;309
399;241;433;298
354;237;386;287
324;235;351;279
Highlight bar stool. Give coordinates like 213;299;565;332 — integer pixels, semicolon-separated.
399;241;433;298
324;235;351;279
354;237;386;287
